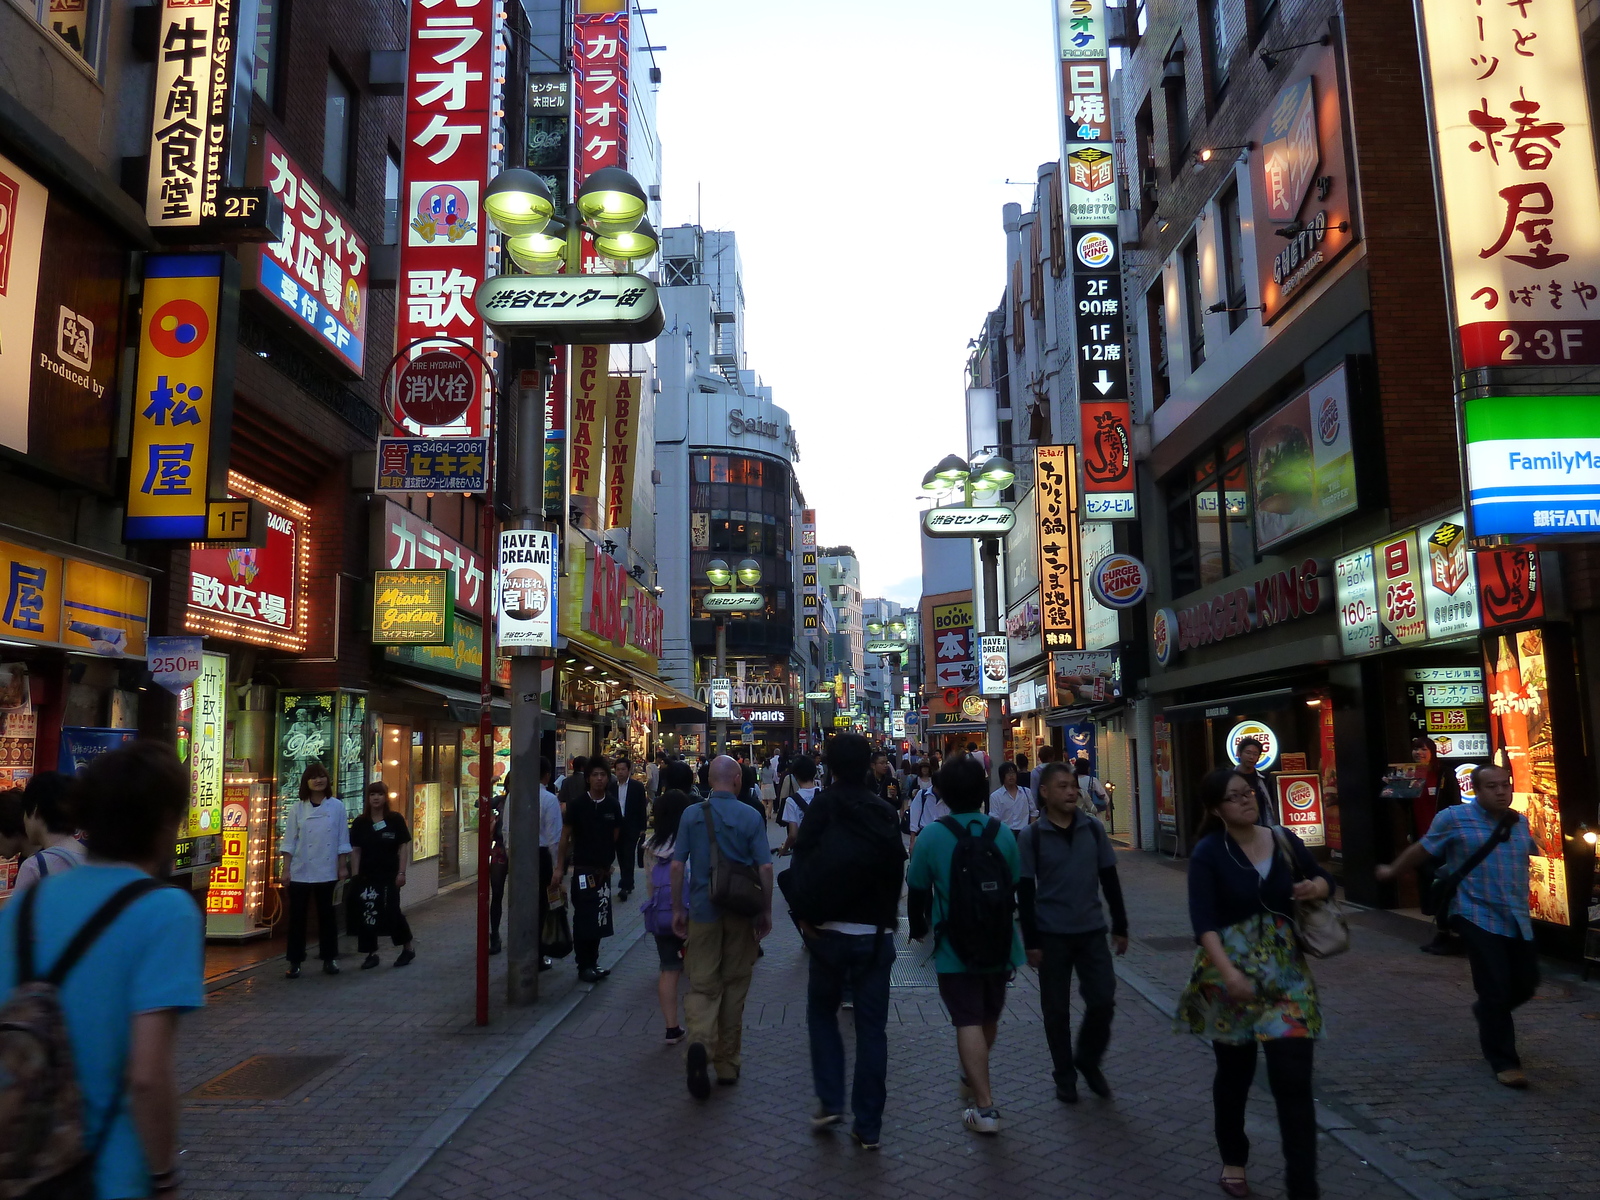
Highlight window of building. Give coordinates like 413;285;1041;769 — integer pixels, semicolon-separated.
323;65;356;194
1135;95;1158;228
1011;260;1026;352
1145;280;1170;409
383;148;401;244
1048;170;1067;277
254;0;285;107
1219;184;1248;330
1250;0;1279;43
1029;219;1044;319
1162;41;1190;179
27;0;103;69
1167;440;1255;592
1203;0;1230;104
1182;238;1206;369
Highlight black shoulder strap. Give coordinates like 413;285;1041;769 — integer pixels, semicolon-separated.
1447;811;1517;887
981;816;1000;843
34;849;49;879
42;877;166;988
936;814;966;839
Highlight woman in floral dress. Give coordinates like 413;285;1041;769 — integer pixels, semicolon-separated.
1177;767;1333;1200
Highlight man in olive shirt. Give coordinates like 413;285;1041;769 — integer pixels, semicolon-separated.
561;757;622;983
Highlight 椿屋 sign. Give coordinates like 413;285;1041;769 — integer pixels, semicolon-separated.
1417;0;1600;367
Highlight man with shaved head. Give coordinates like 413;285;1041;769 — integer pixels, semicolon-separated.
671;754;774;1098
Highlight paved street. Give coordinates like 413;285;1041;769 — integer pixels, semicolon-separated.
173;845;1600;1200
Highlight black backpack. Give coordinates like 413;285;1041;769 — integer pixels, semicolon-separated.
935;815;1016;970
780;794;906;925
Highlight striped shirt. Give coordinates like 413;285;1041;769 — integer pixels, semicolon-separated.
1420;802;1538;940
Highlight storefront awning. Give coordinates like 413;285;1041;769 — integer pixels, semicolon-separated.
393;677;520;726
1161;688;1296;720
562;641;705;714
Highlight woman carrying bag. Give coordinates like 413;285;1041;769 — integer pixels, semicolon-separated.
1177;767;1335;1200
348;781;416;969
641;787;692;1044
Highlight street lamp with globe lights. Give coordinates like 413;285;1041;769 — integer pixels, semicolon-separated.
704;558;763;754
920;452;1018;785
475;162;660;1010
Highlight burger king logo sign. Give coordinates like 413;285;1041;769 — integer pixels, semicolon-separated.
1090;553;1150;609
1151;607;1176;666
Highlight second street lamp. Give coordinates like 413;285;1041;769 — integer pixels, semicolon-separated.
704;558;763;754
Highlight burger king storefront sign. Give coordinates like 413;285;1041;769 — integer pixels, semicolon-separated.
1162;557;1331;658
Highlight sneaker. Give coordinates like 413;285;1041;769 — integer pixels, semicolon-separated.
361;954;380;970
322;960;341;976
963;1106;1001;1135
1077;1063;1112;1098
851;1130;881;1151
686;1043;711;1100
810;1107;843;1130
841;1000;854;1011
394;948;415;968
664;1026;686;1046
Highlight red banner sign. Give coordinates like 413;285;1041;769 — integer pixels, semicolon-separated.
396;0;497;434
378;499;487;612
573;13;630;187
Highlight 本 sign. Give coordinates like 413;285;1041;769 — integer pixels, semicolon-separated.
932;600;977;689
497;529;556;649
371;570;453;646
1418;0;1600;367
251;133;368;374
375;436;487;493
396;0;497;435
126;254;225;541
1035;444;1084;650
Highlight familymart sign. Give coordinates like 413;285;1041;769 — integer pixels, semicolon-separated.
1465;395;1600;536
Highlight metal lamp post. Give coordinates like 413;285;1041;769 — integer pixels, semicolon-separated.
704;557;761;755
919;453;1016;788
478;164;660;1011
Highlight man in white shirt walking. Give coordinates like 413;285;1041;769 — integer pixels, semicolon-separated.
777;755;821;856
280;761;351;978
988;762;1036;832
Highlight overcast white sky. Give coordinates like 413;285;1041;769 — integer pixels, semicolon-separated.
648;0;1060;606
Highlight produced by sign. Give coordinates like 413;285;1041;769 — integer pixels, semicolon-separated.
475;275;664;344
375;437;487;493
921;506;1016;538
497;529;556;649
371;570;452;646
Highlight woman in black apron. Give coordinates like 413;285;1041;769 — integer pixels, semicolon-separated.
349;780;416;968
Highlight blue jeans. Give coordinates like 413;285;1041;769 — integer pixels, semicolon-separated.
806;929;894;1140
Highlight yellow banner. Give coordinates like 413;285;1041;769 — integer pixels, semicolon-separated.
127;255;222;540
0;542;63;644
63;561;151;656
569;344;607;501
604;374;641;530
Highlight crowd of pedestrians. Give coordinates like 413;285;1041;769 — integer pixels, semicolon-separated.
0;724;1557;1199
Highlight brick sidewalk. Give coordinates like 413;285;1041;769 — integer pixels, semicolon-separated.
177;841;1600;1200
394;872;1405;1200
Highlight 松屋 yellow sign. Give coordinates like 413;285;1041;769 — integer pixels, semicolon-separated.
371;570;453;645
127;255;223;541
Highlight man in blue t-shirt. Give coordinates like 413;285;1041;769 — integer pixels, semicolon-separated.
671;754;773;1098
908;754;1024;1137
0;742;204;1200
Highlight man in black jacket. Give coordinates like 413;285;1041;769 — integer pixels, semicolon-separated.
613;756;648;900
786;733;907;1150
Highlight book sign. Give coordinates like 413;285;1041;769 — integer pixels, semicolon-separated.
497;530;556;649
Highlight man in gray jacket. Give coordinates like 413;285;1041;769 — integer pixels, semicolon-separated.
1018;760;1128;1103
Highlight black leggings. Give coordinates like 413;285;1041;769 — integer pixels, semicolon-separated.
1212;1038;1318;1200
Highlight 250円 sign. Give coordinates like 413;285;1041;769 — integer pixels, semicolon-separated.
475;274;664;344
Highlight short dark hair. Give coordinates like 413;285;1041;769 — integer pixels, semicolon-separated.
1471;763;1508;793
660;760;695;793
1074;758;1091;776
1411;735;1437;755
22;771;75;834
1015;752;1030;771
790;755;816;783
1037;761;1076;791
73;741;188;862
649;788;692;850
1038;745;1057;763
587;756;611;779
540;756;553;783
871;750;888;763
0;789;23;839
826;733;872;787
999;761;1018;785
936;756;989;813
1236;737;1264;753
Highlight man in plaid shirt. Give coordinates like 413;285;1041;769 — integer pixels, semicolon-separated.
1379;765;1539;1089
